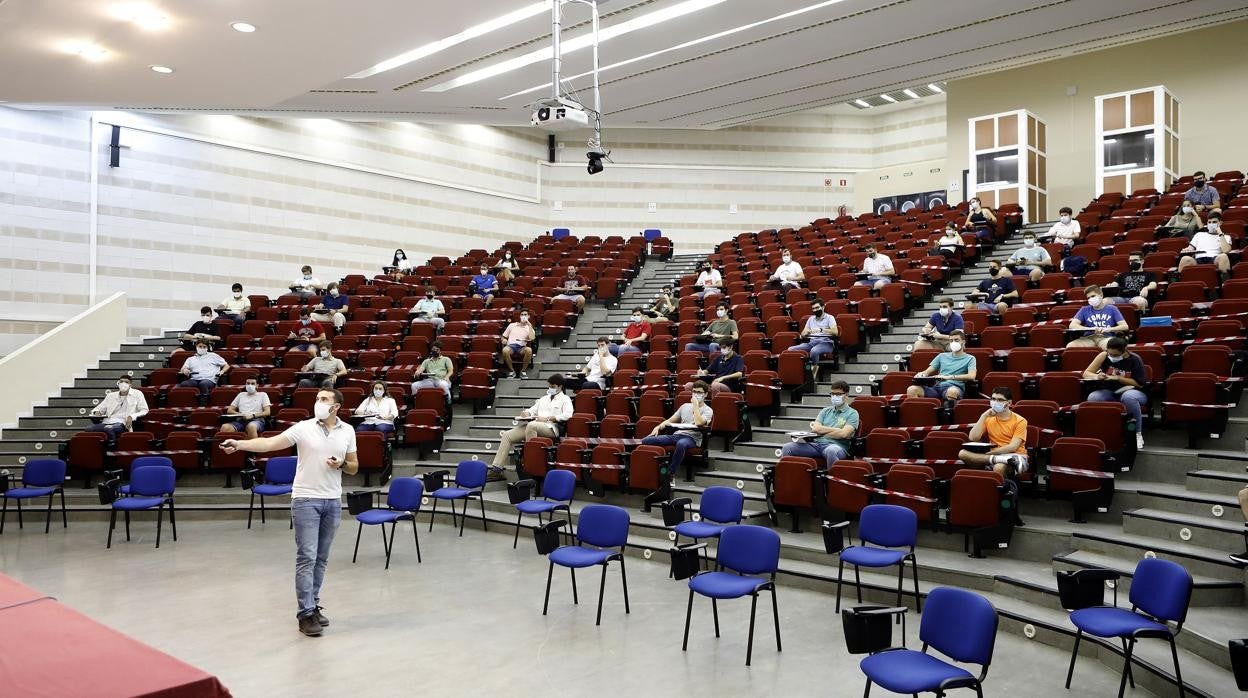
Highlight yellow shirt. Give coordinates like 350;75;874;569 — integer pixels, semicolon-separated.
985;412;1028;455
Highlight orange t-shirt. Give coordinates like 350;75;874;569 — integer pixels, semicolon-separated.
984;412;1028;455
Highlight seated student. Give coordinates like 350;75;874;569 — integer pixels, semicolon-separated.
354;380;399;436
964;197;997;238
914;297;964;351
905;330;975;402
298;343;346;389
288;308;327;358
412;342;455;401
769;250;805;290
491;375;573;469
1004;232;1050;282
1164;203;1203;238
181;306;222;350
645;285;678;324
552;265;590;312
220;377;271;439
390;248;410;272
470;262;499;308
179;339;229;397
787;299;839;363
310;282;348;330
85;375;149;444
686;340;743;395
611;309;651;356
495;250;521;285
1046;207;1081;250
692;262;723;299
1082;337;1149;449
1232;487;1248;565
290;265;323;299
933;223;965;258
641;381;713;479
216;282;250;330
500;311;537;379
779;380;858;468
857;244;894;290
957;387;1029;479
971;262;1018;315
410;287;446;332
1104;251;1158;312
1183;171;1220;213
684;303;738;353
1066;285;1129;349
564;337;617;392
1177;213;1232;276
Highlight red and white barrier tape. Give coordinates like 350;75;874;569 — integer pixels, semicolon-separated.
1047;465;1114;479
1161;401;1231;409
822;475;937;503
550;461;628;471
106;449;202;457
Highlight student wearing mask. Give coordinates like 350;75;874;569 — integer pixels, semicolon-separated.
646;285;678;324
1004;233;1051;282
787;300;839;363
1104;252;1158;311
1177;213;1233;275
684;303;738;354
611;309;651;356
692;262;723;299
391;249;410;272
564;337;617;392
769;249;805;290
687;340;744;395
934;223;965;258
914;297;964;351
291;265;323;299
552;265;590;312
85;375;149;443
495;250;520;285
1183;171;1220;212
221;377;271;439
1164;203;1203;237
470;263;499;308
412;342;455;401
491;375;573;469
179;339;230;396
963;197;998;237
298;342;347;389
642;381;713;479
1082;337;1149;449
354;380;399;436
857;244;895;290
1066;285;1129;349
289;309;327;358
310;282;348;330
972;262;1017;315
779;380;858;468
906;330;975;403
410;287;446;332
1047;207;1081;249
958;387;1029;479
501;311;537;379
181;306;222;350
217;282;250;330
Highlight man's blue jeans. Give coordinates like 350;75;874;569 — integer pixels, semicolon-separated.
292;497;341;618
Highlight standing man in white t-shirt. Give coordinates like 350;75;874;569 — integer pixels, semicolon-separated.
221;388;359;637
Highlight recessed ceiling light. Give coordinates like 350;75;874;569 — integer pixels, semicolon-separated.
903;88;919;99
149;64;174;74
879;94;897;103
230;21;256;33
854;99;870;108
77;44;109;62
112;5;169;30
927;83;944;93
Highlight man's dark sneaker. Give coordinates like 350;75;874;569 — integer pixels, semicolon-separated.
1002;456;1020;480
315;606;330;627
486;466;506;483
299;614;323;636
1231;551;1248;566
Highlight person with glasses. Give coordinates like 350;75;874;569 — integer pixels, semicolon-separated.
778;380;858;468
957;387;1029;479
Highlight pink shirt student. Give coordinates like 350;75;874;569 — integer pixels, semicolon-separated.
502;321;532;348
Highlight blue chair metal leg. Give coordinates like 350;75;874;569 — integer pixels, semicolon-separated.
352;522;363;563
596;562;608;626
1122;640;1136;689
911;556;922;612
835;558;845;612
854;565;863;602
1170;636;1185;698
512;511;523;549
247;492;256;529
478;494;488;532
682;588;694;651
59;489;67;529
862;677;872;697
712;599;720;637
570;567;579;605
542;560;554;616
124;511;131;541
15;498;22;530
428;499;438;531
44;493;54;533
619;556;630;614
770;586;782;652
169;498;177;541
459;498;468;537
1118;638;1136;698
1065;629;1082;688
155;501;164;549
412;519;422;563
107;508;116;548
746;592;759;666
384;521;398;569
259;493;267;525
0;496;7;534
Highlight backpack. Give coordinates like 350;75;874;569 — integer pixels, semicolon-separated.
1061;255;1088;278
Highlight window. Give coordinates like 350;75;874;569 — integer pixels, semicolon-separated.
1103;129;1154;170
976;150;1019;186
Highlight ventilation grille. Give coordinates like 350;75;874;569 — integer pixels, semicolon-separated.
308;89;378;94
847;83;944;109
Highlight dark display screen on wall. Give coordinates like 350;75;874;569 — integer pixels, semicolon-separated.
872;190;948;216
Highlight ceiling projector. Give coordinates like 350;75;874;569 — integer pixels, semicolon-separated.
531;98;590;131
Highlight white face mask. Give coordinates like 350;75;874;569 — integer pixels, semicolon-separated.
598;345;609;355
330;289;339;297
320;349;330;358
692;392;707;402
373;388;385;398
829;395;844;408
632;316;642;323
938;307;951;317
202;314;212;321
314;402;332;421
303;274;312;280
782;256;792;263
716;309;727;318
971;202;980;211
1182;206;1193;214
547;388;558;397
1088;295;1103;308
196;347;207;356
1023;239;1035;248
990;400;1007;414
948;341;963;353
1209;222;1221;232
520;315;529;323
233;292;242;299
117;382;130;392
397;254;405;260
245;384;257;394
1060;215;1071;224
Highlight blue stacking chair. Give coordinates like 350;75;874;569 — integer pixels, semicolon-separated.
428;460;489;536
542;504;630;626
107;464;177;549
1065;558;1192;698
352;477;424;569
246;456;297;529
673;486;745;545
835;504;922;613
1;458;67;534
682;524;781;666
512;469;575;549
118;456;173;496
860;586;998;696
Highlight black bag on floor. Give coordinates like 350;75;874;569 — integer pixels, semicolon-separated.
822;520;850;554
661;497;692;527
1056;568;1118;610
97;478;121;505
1231;638;1248;690
534;520;566;555
508;479;535;504
346;490;376;516
842;605;902;654
669;544;704;580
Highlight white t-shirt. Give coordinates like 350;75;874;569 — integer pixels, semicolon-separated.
1047;220;1081;242
585;351;618;383
230;391;271;418
862;254;894;276
281;418;358;499
696;270;722;287
773;261;803;282
1190;231;1228;257
527;393;574;421
293;276;322;293
221;296;249;314
355;395;399;425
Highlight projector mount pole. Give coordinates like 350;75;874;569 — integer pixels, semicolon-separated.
552;0;607;161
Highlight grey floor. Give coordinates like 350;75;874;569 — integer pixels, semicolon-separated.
0;516;1153;698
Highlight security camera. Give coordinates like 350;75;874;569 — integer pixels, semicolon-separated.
587;150;605;175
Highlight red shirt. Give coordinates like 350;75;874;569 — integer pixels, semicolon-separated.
561;276;589;292
296;321;324;341
624;321;651;341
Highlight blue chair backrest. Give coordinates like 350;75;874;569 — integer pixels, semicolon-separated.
552;228;571;240
699;486;744;525
23;459;66;487
265;456;298;485
542;469;576;502
386;477;424;512
858;504;918;549
717;525;780;576
131;456;172;474
919;587;998;666
129;466;176;498
576;504;630;548
456;460;488;489
643;229;662;241
1129;557;1193;623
